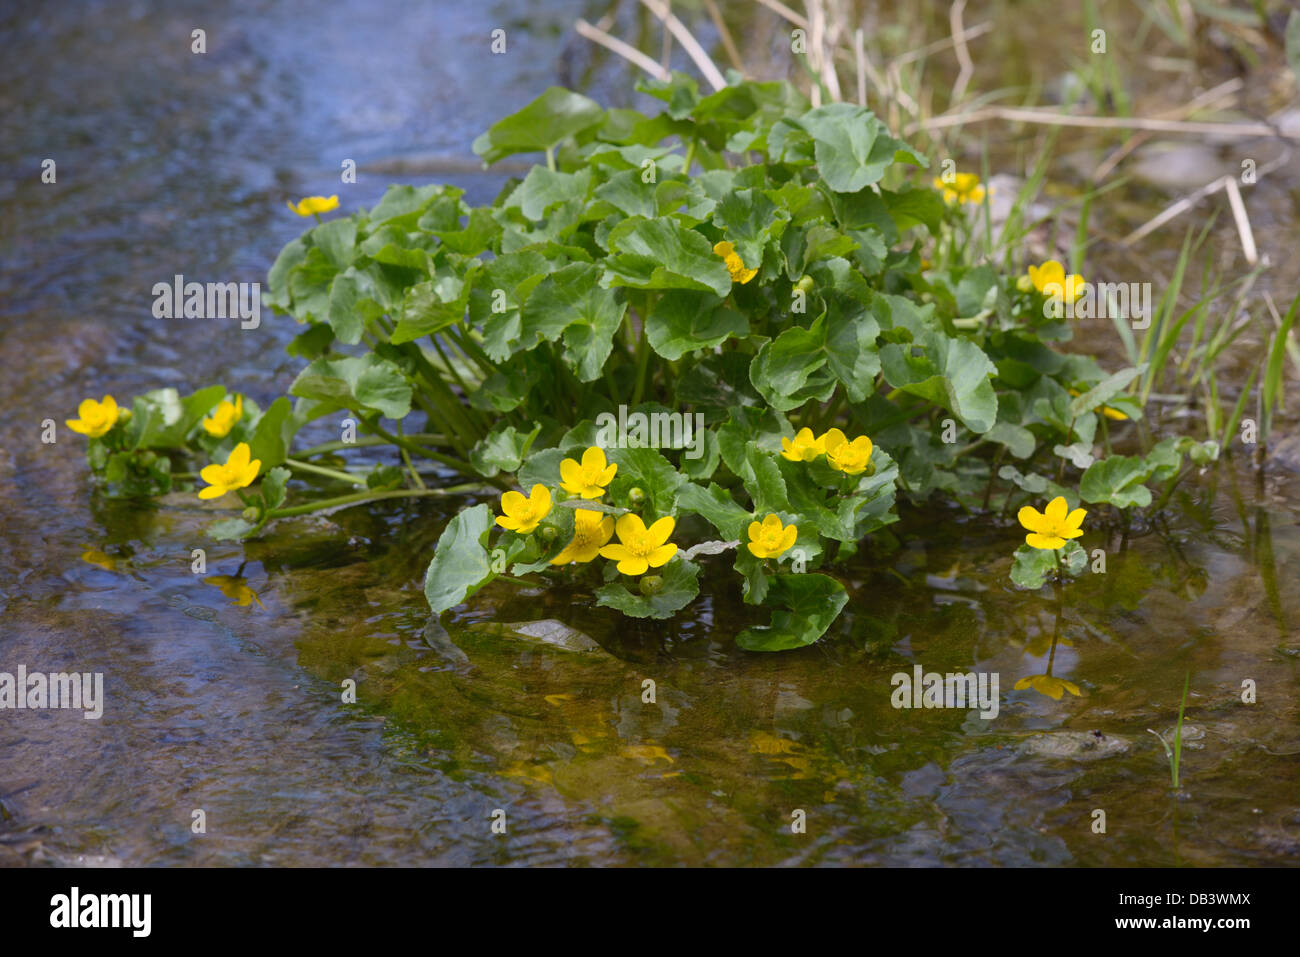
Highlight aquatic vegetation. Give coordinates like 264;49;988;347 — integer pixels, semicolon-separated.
495;484;553;533
1023;260;1086;304
932;171;986;205
1148;672;1192;789
71;76;1223;649
559;446;617;498
201;394;243;438
1018;496;1086;550
286;194;340;217
66;395;120;438
712;240;758;284
601;514;678;576
747;514;798;559
1013;674;1082;701
197;442;262;500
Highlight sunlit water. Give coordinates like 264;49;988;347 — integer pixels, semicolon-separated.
1;0;1297;866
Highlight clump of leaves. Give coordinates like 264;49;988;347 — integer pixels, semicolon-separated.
81;74;1217;649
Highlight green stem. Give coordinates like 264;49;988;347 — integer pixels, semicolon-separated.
268;484;487;518
397;422;425;490
630;328;651;408
292;433;446;459
370;424;508;491
284;458;368;487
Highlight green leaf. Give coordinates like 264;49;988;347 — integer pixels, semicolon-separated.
795;103;926;192
880;331;998;433
987;422;1036;459
290;354;413;421
1060;539;1087;576
1068;366;1141;419
470;422;542;478
749;321;837;412
676;481;751;539
208;518;256;542
734;548;770;605
326;268;384;344
505;166;595;220
129;385;227;450
736;574;848;651
247;397;297;469
424;504;496;615
471;248;563;360
645;290;748;360
592;168;658;218
711;188;789;267
880;184;944;235
955;265;999;317
472;87;605;165
265;237;307;312
261;466;290;510
1079;455;1152;508
519;262;627;381
604;216;732;297
312;218;357;271
368;184;445;227
433;207;500;256
287;246;338;323
286;323;335;360
1010;545;1055;589
391;264;479;343
607;445;684;516
595;558;701;620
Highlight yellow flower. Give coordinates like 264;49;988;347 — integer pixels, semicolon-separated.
822;428;874;475
559;446;618;498
780;427;826;462
80;546;117;571
1017;495;1086;550
932;171;987;205
1026;260;1086;304
599;513;678;576
66;395;120;438
204;575;264;608
1067;388;1130;421
202;394;244;438
1013;674;1083;700
712;240;758;285
551;508;615;564
198;442;262;501
747;514;798;559
496;484;552;534
286;195;339;216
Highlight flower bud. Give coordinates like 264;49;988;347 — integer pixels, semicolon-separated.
639;575;663;596
242;506;260;522
627;486;646;506
540;525;558;542
795;275;814;293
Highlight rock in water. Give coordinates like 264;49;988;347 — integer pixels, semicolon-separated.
1019;731;1130;760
